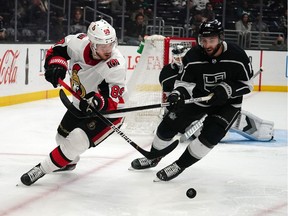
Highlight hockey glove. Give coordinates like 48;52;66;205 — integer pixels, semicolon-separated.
167;91;185;112
209;82;232;106
45;56;68;88
79;92;105;114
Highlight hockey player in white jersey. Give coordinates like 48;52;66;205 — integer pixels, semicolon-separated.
20;19;127;186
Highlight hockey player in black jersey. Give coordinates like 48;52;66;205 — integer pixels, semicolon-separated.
131;19;257;181
160;45;274;143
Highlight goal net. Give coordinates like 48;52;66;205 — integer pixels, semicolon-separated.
122;35;197;134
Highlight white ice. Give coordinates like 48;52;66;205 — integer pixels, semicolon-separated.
0;91;287;216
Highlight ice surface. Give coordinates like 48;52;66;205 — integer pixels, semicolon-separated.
0;92;287;216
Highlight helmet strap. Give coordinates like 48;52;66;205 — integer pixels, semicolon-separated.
93;51;101;60
90;43;100;60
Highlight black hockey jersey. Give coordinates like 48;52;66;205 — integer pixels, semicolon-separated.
175;41;253;107
159;63;180;93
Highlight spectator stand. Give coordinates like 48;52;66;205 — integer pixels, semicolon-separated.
82;6;113;26
224;29;285;50
70;7;87;35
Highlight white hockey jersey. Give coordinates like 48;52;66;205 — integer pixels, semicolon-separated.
46;33;127;117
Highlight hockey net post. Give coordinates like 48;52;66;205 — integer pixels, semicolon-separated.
122;35;197;135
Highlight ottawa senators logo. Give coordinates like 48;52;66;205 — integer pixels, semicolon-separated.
103;28;110;35
107;59;119;68
87;120;96;130
71;64;86;98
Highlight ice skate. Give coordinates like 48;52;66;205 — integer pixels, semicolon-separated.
130;157;162;170
154;162;185;182
20;164;45;186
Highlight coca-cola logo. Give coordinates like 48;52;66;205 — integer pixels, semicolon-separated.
0;49;19;85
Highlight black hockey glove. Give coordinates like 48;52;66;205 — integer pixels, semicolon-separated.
45;56;68;88
209;82;232;106
79;92;105;114
167;91;185;112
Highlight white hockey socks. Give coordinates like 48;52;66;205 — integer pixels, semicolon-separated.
187;137;212;160
152;133;176;151
41;128;90;173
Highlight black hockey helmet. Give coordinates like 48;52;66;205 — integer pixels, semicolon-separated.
198;19;223;38
198;20;224;56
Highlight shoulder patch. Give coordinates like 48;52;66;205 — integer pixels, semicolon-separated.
77;34;86;39
107;59;120;68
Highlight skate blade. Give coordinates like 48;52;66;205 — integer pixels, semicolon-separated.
16;182;25;187
128;166;135;171
128;167;146;171
153;177;162;182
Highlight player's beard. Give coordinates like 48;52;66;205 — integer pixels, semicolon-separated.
204;43;222;57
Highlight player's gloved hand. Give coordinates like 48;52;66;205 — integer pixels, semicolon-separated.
209;82;232;106
45;56;68;88
79;92;105;114
167;91;185;112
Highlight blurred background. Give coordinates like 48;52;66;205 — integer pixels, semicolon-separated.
0;0;287;51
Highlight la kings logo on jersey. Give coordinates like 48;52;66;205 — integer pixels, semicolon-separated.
203;72;226;91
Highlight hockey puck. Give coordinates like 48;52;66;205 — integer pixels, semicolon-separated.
186;188;197;199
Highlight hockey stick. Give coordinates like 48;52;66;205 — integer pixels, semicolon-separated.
58;79;178;159
101;94;213;115
58;92;213;118
253;68;263;78
179;114;207;143
102;68;261;116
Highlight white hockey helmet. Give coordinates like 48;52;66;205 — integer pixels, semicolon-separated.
87;19;116;45
87;19;117;58
171;44;189;67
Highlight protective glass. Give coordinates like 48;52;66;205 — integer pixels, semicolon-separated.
93;42;115;52
90;41;116;58
198;36;219;47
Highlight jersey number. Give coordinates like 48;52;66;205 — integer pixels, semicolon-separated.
111;85;124;99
